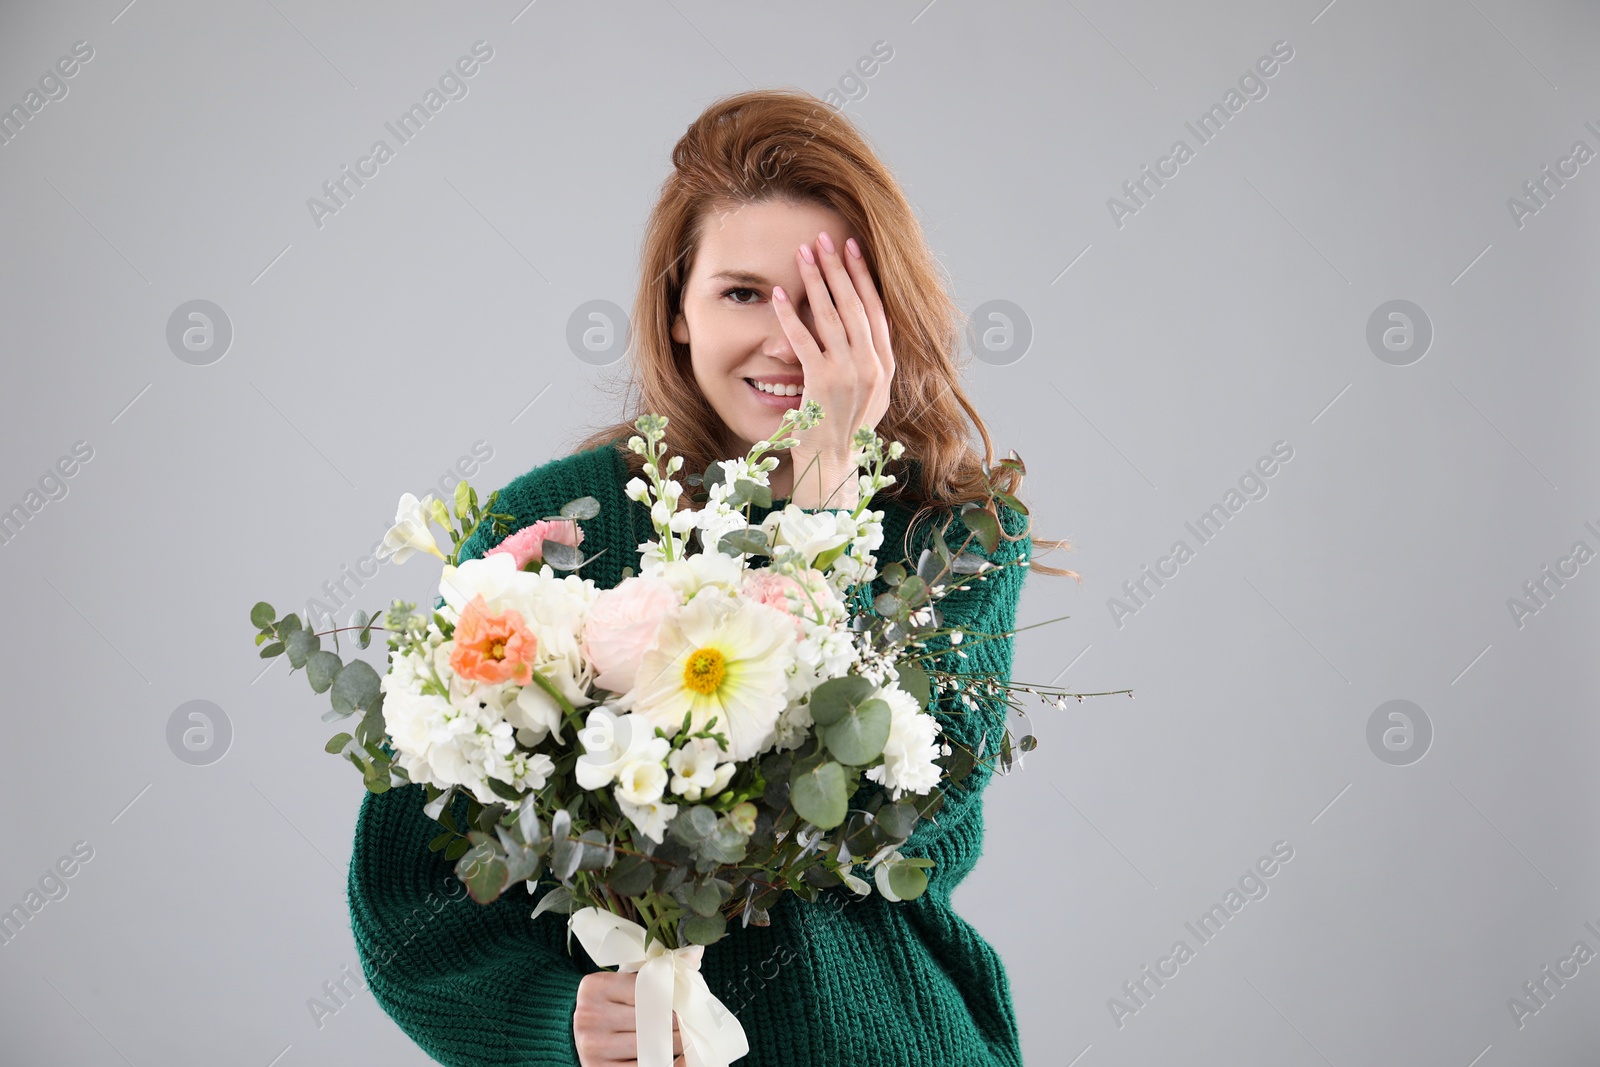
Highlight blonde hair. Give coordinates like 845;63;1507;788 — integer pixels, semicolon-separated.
574;87;1078;581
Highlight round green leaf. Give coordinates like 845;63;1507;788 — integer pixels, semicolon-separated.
790;759;848;829
687;881;723;917
285;629;320;669
250;601;276;629
808;675;876;728
259;642;285;659
324;732;353;754
307;651;343;694
682;912;727;946
892;662;931;710
560;497;600;520
458;845;508;903
959;504;1000;555
330;659;382;715
823;697;891;766
887;862;928;901
606;854;656;897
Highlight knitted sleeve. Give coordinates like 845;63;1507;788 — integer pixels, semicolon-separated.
898;503;1032;898
346;453;607;1067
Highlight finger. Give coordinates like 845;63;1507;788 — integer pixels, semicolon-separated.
795;239;850;359
814;230;872;355
842;236;894;383
771;284;822;371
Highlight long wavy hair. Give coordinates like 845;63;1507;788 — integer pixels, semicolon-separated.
573;87;1078;581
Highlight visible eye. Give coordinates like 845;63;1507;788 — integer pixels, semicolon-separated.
722;287;762;305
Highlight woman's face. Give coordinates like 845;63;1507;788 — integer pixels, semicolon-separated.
671;198;862;455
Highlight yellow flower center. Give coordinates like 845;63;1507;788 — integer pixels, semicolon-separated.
490;641;506;660
682;647;726;695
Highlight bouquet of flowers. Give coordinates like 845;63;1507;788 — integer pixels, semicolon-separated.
250;402;1124;1067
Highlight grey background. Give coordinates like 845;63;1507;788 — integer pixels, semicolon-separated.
1;1;1596;1064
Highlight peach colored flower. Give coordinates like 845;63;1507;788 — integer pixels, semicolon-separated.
486;518;584;571
740;570;809;638
449;593;539;686
582;577;680;695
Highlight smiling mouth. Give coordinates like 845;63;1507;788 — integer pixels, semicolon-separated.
744;378;804;397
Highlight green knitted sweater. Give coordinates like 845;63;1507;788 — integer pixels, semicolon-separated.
346;438;1032;1066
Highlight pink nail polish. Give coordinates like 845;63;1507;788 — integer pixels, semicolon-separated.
846;237;861;259
817;231;834;254
798;244;815;265
773;285;786;302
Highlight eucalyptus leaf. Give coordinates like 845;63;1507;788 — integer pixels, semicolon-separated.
790;759;848;829
959;503;1000;555
324;732;353;755
559;496;600;520
306;651;342;694
541;540;583;571
687;881;723;917
250;602;275;629
681;912;727;946
823;697;891;766
877;800;920;841
330;659;382;715
458;844;508;903
259;642;285;659
607;854;656;897
951;552;989;575
531;885;575;923
887;862;929;901
892;662;931;710
717;528;769;556
808;675;876;728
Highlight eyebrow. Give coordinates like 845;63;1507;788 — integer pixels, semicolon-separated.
706;270;772;286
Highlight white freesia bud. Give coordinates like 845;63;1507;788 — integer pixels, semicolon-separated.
377;493;448;563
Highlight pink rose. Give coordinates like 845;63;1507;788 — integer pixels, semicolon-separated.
582;577;681;695
740;570;809;639
487;518;584;571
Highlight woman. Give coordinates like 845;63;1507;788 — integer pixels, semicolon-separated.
347;87;1077;1067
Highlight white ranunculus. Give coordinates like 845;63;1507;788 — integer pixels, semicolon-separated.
378;493;448;564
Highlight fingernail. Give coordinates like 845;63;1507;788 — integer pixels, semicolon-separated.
817;231;835;254
798;243;815;265
773;285;786;302
845;237;861;259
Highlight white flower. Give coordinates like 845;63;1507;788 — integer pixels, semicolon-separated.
668;737;738;800
616;795;678;844
761;505;855;566
377;493;447;563
576;707;659;791
841;870;874;896
654;552;745;602
864;685;943;800
614;734;672;805
619;586;797;762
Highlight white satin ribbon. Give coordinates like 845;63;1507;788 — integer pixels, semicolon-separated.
569;906;749;1067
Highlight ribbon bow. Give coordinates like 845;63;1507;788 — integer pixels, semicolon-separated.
569;906;749;1067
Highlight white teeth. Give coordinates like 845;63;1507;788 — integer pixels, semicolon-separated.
751;380;801;396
